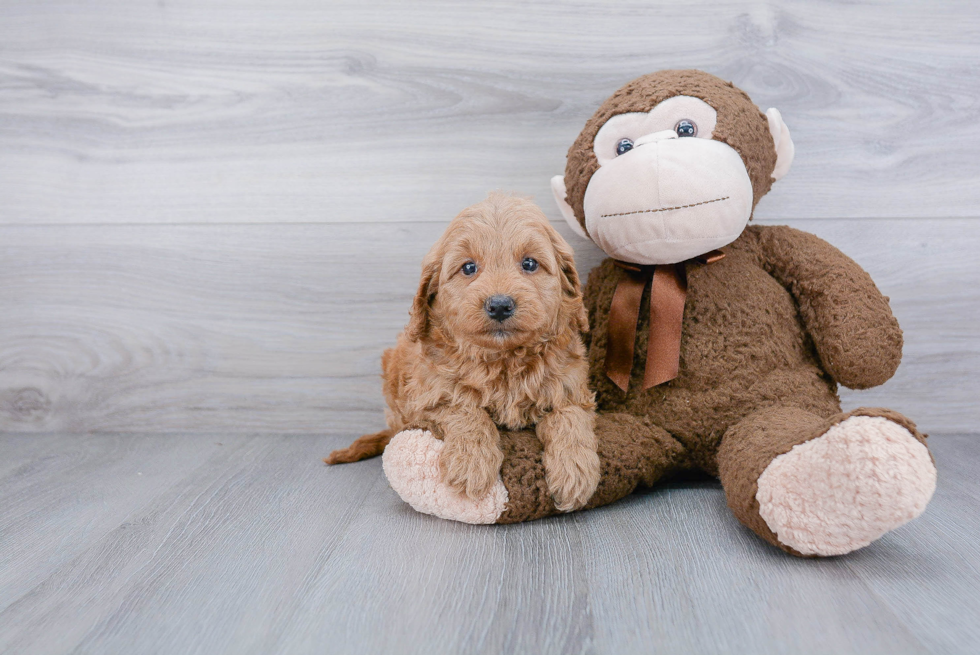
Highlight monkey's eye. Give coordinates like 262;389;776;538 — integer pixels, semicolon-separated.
615;138;634;156
521;257;539;273
675;119;697;137
461;261;478;276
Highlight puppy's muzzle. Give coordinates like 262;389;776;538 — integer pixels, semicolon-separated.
485;295;516;322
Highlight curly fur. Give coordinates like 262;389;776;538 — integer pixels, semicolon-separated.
327;193;599;510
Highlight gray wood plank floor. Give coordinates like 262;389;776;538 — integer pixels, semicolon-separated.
0;433;976;655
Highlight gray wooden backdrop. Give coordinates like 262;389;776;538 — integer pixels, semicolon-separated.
1;0;978;437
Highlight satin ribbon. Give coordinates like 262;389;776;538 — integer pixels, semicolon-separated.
605;250;725;392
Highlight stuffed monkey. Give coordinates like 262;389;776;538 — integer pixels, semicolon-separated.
381;70;936;557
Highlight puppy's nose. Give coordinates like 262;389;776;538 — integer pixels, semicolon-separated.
485;295;516;322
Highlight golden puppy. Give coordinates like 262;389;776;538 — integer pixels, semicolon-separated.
326;193;599;511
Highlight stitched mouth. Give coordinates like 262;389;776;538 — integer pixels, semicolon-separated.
600;195;729;219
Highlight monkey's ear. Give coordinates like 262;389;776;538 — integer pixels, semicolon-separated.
766;108;795;181
405;251;440;342
551;175;589;240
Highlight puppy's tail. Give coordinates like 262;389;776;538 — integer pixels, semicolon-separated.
324;429;395;465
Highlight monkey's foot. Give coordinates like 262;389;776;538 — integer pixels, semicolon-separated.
756;416;937;556
382;429;508;524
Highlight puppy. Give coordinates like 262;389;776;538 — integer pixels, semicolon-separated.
326;193;600;511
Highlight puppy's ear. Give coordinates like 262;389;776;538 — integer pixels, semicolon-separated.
547;224;589;334
406;249;441;342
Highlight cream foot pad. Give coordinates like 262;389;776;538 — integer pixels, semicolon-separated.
757;416;937;556
382;429;508;524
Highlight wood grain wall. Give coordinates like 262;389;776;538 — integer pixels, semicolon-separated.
1;0;978;435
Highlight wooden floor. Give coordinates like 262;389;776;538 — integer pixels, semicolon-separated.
0;433;976;655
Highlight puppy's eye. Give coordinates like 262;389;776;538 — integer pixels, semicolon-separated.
675;119;697;137
616;138;634;156
461;261;477;276
521;257;539;273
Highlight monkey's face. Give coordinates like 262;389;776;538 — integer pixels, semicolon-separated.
553;70;794;265
584;95;753;264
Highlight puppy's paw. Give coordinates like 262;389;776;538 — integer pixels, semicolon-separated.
439;437;505;501
544;443;600;512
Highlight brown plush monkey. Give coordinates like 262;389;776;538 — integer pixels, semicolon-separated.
381;70;936;557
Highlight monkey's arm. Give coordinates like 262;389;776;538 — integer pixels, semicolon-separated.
755;225;902;389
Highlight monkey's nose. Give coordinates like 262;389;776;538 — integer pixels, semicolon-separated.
634;130;678;147
485;295;516;322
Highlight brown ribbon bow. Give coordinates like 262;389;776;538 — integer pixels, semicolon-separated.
605;250;725;392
